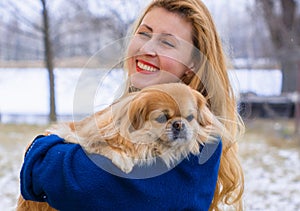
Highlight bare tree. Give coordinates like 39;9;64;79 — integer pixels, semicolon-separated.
92;0;147;39
256;0;300;93
1;0;149;122
41;0;56;122
0;0;56;121
256;0;300;135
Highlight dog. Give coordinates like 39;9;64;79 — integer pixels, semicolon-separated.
17;83;226;210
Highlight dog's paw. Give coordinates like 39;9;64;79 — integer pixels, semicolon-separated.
119;162;134;174
111;153;134;174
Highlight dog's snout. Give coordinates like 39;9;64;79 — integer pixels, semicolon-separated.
172;120;185;131
171;120;188;140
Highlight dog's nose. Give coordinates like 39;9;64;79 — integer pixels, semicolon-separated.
172;120;185;131
171;120;187;140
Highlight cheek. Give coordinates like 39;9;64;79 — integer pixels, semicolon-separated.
126;58;135;76
160;44;194;77
127;36;141;56
126;38;142;75
159;56;188;78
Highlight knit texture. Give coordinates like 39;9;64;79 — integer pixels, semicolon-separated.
20;134;222;211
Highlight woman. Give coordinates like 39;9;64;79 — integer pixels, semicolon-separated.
19;0;244;210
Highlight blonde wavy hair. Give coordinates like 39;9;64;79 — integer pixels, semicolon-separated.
123;0;245;210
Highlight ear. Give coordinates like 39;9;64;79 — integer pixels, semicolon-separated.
193;89;213;126
181;68;195;85
198;104;214;127
185;69;194;77
193;90;229;143
128;94;148;131
188;62;195;72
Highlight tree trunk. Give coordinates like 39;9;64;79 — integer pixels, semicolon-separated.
257;0;299;93
256;0;300;138
295;60;300;135
41;0;56;122
280;48;299;93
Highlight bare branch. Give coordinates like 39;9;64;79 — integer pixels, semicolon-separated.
1;22;42;39
281;0;296;30
256;0;285;49
5;2;43;32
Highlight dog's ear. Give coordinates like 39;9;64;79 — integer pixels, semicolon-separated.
128;93;149;131
192;90;213;126
193;89;229;142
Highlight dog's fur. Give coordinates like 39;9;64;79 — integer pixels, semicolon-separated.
17;83;226;211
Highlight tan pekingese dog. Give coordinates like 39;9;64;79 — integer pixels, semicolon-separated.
17;83;227;211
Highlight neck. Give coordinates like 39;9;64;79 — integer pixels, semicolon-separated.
129;85;141;93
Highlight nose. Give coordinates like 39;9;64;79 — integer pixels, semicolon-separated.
172;120;186;131
171;120;187;140
139;39;157;56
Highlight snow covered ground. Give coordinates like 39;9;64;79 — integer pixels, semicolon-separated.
0;121;299;210
0;124;48;210
239;120;300;211
0;68;125;121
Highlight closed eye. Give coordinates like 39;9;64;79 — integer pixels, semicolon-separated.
186;114;194;122
138;31;151;38
155;114;168;123
161;39;175;48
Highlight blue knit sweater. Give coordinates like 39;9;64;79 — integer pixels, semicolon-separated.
20;134;222;211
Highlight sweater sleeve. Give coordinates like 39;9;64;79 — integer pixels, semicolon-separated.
20;134;222;211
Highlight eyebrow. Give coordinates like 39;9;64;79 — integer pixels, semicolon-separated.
139;24;175;37
139;24;180;43
139;24;153;32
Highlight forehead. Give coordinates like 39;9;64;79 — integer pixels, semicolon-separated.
140;7;193;44
143;87;197;115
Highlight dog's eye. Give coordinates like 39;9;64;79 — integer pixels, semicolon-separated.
155;114;168;123
186;114;194;122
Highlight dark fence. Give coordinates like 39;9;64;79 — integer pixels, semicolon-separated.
0;95;297;124
239;94;296;119
0;113;74;125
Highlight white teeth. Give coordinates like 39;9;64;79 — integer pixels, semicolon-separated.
137;61;158;72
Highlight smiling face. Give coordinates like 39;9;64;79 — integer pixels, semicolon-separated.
126;7;195;89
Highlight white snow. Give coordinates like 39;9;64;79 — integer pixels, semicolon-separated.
239;133;300;210
0;67;282;124
229;69;282;96
0;68;125;123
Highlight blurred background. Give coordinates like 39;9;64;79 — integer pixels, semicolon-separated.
0;0;299;210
